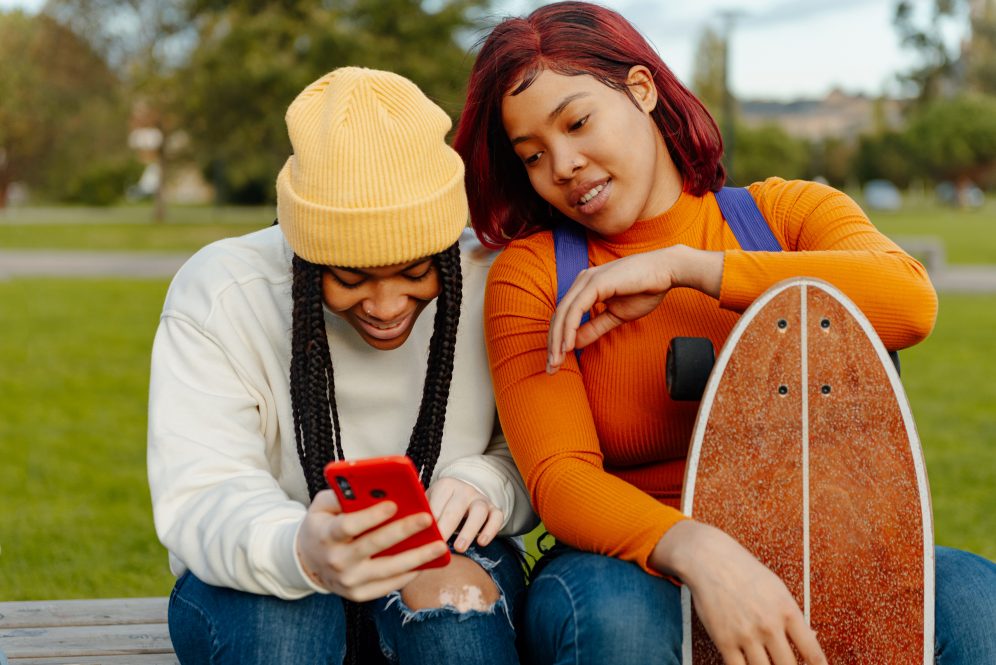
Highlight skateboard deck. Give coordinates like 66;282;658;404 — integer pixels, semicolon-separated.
680;277;934;664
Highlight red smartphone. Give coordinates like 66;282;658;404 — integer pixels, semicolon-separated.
323;455;451;570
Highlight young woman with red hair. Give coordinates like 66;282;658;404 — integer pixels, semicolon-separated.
454;2;996;664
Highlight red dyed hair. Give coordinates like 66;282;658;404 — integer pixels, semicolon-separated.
454;1;726;248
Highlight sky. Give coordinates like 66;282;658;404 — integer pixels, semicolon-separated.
0;0;967;101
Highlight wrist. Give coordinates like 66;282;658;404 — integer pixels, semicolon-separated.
669;245;724;298
650;519;721;582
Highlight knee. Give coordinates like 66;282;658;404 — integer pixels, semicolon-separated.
400;554;500;612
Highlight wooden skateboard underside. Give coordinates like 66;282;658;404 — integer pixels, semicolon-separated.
681;278;933;664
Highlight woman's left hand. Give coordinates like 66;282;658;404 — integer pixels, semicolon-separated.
426;477;504;553
547;244;724;374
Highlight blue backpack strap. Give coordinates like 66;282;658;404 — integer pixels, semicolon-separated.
714;187;782;252
553;222;590;361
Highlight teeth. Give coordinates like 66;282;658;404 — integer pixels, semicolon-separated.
579;183;605;205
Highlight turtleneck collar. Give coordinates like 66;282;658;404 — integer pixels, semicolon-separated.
598;189;708;250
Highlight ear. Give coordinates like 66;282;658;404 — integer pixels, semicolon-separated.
625;65;658;113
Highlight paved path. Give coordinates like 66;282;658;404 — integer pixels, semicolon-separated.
0;250;190;280
3;249;996;292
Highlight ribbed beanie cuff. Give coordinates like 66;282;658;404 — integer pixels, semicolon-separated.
277;67;468;267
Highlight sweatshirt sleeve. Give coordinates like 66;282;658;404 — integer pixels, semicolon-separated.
719;179;937;349
485;239;686;575
148;313;325;599
434;416;539;536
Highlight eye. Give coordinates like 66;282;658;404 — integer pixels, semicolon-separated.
327;269;365;289
403;264;434;282
523;151;543;167
569;115;589;132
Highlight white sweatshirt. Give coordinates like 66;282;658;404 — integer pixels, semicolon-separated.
148;226;534;599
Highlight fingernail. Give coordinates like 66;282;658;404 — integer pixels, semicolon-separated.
417;513;431;527
455;538;468;551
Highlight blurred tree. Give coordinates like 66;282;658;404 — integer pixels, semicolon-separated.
691;25;727;123
0;10;130;209
894;0;965;101
964;0;996;94
903;94;996;198
44;0;195;220
728;123;808;186
895;0;996;99
177;0;492;205
807;137;858;190
854;131;915;187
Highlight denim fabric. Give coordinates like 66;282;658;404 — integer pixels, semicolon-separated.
523;544;996;665
168;538;526;665
373;538;526;664
934;545;996;664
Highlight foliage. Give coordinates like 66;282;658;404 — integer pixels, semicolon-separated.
0;10;130;206
893;0;965;101
807;137;858;190
691;25;728;125
175;0;492;204
729;123;809;185
903;94;996;184
854;130;916;187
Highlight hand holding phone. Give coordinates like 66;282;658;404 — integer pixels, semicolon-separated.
323;455;451;571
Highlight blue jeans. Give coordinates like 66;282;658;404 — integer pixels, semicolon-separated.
168;538;525;664
524;545;996;665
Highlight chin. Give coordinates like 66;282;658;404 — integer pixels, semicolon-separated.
361;330;412;351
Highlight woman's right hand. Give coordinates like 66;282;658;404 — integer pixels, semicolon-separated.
545;245;724;374
295;489;449;602
651;520;827;665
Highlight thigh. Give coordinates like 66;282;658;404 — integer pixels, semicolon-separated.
524;546;682;665
168;571;347;665
934;546;996;665
372;537;526;665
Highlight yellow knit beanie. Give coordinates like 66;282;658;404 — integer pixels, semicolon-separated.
276;67;467;267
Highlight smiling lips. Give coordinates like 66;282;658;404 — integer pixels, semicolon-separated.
572;178;611;213
356;310;415;340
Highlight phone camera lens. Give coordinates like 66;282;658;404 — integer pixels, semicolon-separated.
370;489;386;499
335;476;355;500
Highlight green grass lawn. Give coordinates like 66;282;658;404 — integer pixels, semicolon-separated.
0;204;269;252
0;280;993;600
1;199;995;263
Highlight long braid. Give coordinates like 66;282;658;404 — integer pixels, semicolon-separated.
290;255;342;497
288;242;462;664
405;242;462;486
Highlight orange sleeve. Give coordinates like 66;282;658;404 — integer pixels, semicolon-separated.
719;178;937;350
485;237;685;575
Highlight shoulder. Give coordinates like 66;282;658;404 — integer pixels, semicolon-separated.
163;225;293;324
747;177;866;223
490;229;556;279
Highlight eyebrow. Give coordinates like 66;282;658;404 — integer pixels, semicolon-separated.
510;92;590;146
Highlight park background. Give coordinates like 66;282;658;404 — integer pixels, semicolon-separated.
0;0;994;600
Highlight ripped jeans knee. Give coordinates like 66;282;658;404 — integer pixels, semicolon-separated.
371;537;526;665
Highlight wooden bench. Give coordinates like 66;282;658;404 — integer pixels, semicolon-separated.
0;597;176;664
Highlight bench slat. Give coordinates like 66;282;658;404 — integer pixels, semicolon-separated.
0;598;167;629
9;654;178;665
0;622;172;658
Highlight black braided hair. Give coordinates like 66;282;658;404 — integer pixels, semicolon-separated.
289;241;462;664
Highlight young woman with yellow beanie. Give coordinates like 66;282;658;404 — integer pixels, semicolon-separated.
147;67;535;664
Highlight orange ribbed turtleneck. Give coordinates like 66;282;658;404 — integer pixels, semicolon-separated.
484;178;936;574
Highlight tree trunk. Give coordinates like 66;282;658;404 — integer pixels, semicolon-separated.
153;125;167;223
0;172;9;212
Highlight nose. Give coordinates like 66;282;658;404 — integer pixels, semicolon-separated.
361;283;409;322
552;148;585;183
